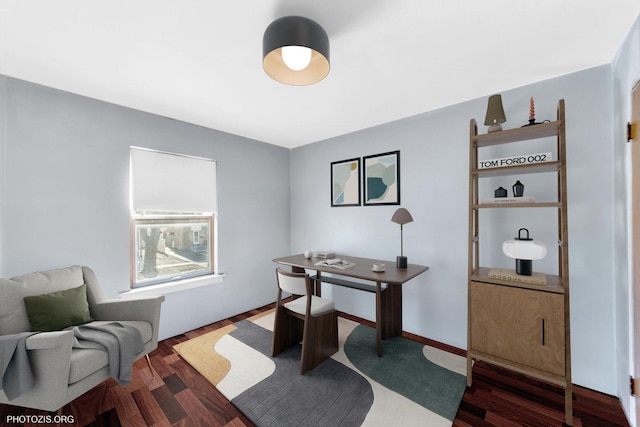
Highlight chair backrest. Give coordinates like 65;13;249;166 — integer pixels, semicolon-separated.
0;265;87;335
276;269;309;296
81;266;106;307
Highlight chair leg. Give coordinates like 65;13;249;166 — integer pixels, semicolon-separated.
300;315;314;375
272;307;304;357
146;354;156;378
299;310;339;375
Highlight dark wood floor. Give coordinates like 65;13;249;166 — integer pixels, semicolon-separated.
0;303;630;427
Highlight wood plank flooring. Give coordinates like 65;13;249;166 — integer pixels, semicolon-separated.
0;304;630;427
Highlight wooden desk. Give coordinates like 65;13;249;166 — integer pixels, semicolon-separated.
273;254;429;356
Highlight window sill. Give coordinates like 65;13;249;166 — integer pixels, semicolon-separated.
119;274;224;299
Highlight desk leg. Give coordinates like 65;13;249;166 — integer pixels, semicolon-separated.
380;284;403;339
376;281;382;357
376;282;403;357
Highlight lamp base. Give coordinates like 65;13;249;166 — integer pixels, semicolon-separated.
515;259;532;276
488;123;503;133
396;256;408;269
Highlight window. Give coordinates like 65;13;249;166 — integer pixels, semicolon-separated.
130;147;217;287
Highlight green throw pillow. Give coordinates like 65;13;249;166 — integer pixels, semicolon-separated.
23;284;93;332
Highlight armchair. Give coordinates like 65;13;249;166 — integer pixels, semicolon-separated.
0;265;164;411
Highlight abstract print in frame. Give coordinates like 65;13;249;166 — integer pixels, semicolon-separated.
331;157;361;207
363;150;400;205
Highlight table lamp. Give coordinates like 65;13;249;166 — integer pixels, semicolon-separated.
502;228;547;276
391;208;413;268
484;94;506;133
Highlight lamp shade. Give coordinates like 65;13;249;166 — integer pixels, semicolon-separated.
391;208;413;225
502;239;547;260
484;94;506;126
502;228;546;260
263;16;330;85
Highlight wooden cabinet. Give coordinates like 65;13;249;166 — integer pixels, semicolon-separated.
469;281;564;376
467;99;572;425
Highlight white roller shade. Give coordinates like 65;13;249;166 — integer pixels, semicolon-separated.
131;147;217;214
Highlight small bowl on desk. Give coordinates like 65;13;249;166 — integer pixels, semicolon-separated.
372;263;386;272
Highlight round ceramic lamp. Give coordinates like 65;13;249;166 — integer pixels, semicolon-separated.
502;228;547;276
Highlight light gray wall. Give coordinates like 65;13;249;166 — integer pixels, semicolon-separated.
0;62;626;398
612;14;640;424
291;65;617;394
0;77;291;340
0;76;5;276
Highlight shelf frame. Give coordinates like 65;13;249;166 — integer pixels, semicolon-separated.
467;349;568;387
473;202;562;209
467;99;573;425
470;267;564;294
473;161;562;178
472;120;562;147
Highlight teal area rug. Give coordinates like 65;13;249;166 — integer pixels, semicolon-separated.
174;313;466;426
344;324;466;421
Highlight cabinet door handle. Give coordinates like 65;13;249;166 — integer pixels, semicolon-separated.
542;319;546;346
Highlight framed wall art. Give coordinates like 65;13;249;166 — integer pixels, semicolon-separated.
363;150;400;206
331;157;361;207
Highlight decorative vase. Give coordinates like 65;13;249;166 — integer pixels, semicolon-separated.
495;187;507;198
512;180;524;197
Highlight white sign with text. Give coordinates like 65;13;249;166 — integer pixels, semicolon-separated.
478;152;553;169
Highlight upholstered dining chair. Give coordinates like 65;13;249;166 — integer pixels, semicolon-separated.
272;268;338;374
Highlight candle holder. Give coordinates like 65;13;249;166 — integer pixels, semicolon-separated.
522;96;550;127
522;118;549;127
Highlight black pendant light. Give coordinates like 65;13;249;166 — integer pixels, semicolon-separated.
263;16;330;85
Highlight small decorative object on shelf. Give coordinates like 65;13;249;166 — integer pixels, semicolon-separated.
478;152;553;169
502;228;547;276
484;94;506;133
487;267;547;285
391;208;414;268
480;196;535;204
512;180;524;197
522;97;550;127
494;187;507;197
304;250;313;259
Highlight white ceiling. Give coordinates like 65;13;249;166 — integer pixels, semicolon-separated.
0;1;638;148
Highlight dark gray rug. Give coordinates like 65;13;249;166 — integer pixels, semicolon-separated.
230;320;373;427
